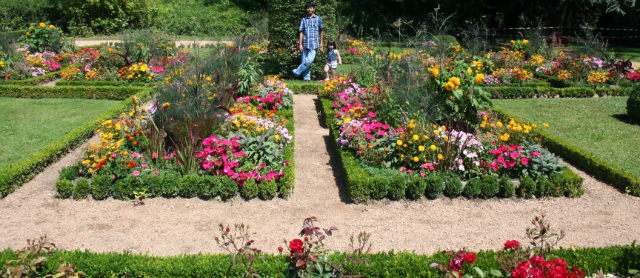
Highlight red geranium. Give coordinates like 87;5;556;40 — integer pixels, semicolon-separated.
289;239;304;253
504;240;520;250
463;252;477;263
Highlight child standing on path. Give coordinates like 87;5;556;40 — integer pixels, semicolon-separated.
292;1;324;82
324;41;341;80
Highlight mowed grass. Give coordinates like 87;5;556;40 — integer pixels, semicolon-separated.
0;98;121;169
493;97;640;177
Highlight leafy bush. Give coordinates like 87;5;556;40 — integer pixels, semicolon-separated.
258;179;278;200
20;23;73;53
405;175;426;200
219;176;239;200
480;174;499;199
179;174;201;198
90;174;113;200
58;166;79;182
201;175;221;198
536;175;552;197
72;178;90;200
63;0;158;36
445;176;464;198
241;178;259;199
370;176;389;200
628;88;640;122
55;179;73;199
517;175;536;199
425;173;445;199
498;174;515;197
161;172;181;198
462;177;481;198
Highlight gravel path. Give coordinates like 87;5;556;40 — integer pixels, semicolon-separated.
0;94;638;256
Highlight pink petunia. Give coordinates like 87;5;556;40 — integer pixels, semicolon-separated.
510;152;519;159
153;171;159;175
152;152;157;159
521;157;529;165
365;133;374;140
132;171;140;176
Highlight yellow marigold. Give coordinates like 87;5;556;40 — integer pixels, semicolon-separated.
510;40;515;45
430;145;436;151
49;25;55;29
500;133;510;141
437;154;444;160
162;103;171;109
39;22;45;28
543;123;549;127
396;140;403;146
431;68;439;78
419;146;425;152
29;26;33;29
449;77;461;86
26;32;29;36
444;82;455;91
413;156;420;162
474;74;485;84
412;134;419;141
522;39;529;44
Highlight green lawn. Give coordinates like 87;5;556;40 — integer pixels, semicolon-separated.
493;97;640;177
0;98;121;169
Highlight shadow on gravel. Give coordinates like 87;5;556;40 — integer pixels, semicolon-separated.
313;98;327;129
611;114;638;126
322;135;351;204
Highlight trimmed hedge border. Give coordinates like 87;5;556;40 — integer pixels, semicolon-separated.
320;98;583;203
286;83;323;94
492;106;640;196
0;85;146;100
0;87;153;198
0;69;63;86
628;89;640;122
55;80;152;87
0;244;638;277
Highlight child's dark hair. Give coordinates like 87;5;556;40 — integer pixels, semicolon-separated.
304;1;315;8
327;40;336;50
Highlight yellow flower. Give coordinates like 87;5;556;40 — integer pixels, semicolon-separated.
419;146;425;152
500;133;510;141
396;140;403;146
412;135;419;141
522;39;529;45
413;156;420;162
543;123;549;127
510;40;515;45
444;82;455;91
39;22;46;28
434;130;440;136
26;32;29;36
49;25;55;29
162;103;170;109
449;77;461;86
496;122;503;127
430;68;439;78
29;26;33;29
474;74;485;84
430;145;436;151
437;154;444;160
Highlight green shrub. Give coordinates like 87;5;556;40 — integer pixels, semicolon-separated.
144;173;163;197
405;175;426;200
63;0;158;36
278;169;294;198
387;176;406;200
160;173;181;197
58;165;79;182
55;179;73;199
0;86;144;100
179;174;201;198
480;174;500;199
241;178;259;199
259;179;278;200
550;168;585;197
370;176;390;200
73;178;90;200
201;175;221;198
90;174;113;200
286;83;323;94
628;88;640;122
219;176;238;200
536;175;551;197
425;173;445;199
517;176;536;199
462;177;482;198
498;174;515;197
445;176;464;198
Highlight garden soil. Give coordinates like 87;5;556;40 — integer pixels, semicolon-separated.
1;94;639;256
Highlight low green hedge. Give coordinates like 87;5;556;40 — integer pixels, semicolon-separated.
320;98;583;203
0;86;147;100
628;88;640;122
55;80;152;87
286;83;323;94
493;106;640;196
57;109;296;201
487;86;632;99
0;69;63;86
0;88;153;198
0;244;638;277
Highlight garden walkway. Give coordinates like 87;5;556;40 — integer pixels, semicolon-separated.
0;94;639;256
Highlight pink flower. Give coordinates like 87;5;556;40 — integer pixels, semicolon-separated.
531;151;541;157
367;112;376;117
111;153;117;158
152;152;157;159
164;156;170;160
153;171;159;175
365;133;374;140
132;171;140;176
510;152;519;159
521;157;529;165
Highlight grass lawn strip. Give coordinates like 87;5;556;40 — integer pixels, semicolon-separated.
0;98;120;169
493;97;640;178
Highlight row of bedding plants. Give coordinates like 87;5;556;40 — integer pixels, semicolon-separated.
55;43;296;201
322;41;584;203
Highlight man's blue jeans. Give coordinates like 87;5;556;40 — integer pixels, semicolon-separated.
292;48;316;81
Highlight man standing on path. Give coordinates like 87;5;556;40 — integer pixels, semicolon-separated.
292;1;324;82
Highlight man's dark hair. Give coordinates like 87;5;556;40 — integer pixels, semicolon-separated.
304;1;316;9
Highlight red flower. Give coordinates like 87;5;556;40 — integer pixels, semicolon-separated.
278;246;283;252
463;252;476;263
289;239;304;253
529;256;544;265
504;240;520;250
